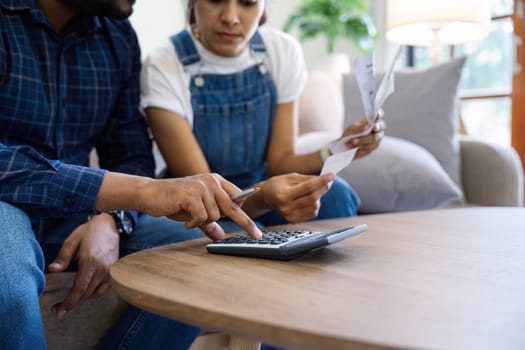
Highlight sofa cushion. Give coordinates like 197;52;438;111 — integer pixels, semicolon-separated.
298;71;344;136
343;57;467;189
41;272;127;350
342;136;464;213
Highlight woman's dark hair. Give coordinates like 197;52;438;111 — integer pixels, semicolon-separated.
186;1;267;26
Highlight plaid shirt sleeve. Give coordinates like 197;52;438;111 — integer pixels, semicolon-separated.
0;144;106;218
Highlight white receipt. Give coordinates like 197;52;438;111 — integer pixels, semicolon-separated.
321;47;403;175
353;53;375;124
320;148;358;175
374;46;403;116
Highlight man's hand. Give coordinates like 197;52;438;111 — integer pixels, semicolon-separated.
47;213;119;318
127;173;262;240
250;173;336;223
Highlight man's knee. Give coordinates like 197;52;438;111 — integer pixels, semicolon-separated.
0;201;46;295
0;201;32;229
0;202;46;349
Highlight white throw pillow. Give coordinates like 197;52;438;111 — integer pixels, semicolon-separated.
342;136;464;213
343;57;467;189
298;71;344;135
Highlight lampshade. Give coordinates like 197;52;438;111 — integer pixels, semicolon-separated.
386;0;491;46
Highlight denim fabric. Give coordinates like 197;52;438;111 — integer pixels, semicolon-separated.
171;30;277;190
0;201;46;350
98;308;201;350
171;31;360;223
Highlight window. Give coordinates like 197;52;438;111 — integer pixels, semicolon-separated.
409;0;517;146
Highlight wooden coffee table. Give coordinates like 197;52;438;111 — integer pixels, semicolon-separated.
110;207;525;350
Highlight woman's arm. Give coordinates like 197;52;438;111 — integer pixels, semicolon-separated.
146;107;210;177
266;101;326;176
266;102;385;176
146;106;289;219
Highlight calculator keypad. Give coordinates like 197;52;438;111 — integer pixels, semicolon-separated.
206;225;367;259
211;229;322;248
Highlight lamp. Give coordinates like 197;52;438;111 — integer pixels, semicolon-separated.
386;0;491;63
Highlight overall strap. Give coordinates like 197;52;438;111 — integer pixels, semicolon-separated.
169;30;200;66
249;30;266;53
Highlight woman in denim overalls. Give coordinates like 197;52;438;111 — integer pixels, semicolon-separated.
143;0;384;229
115;2;385;349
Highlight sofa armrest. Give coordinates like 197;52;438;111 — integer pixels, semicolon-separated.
460;135;524;206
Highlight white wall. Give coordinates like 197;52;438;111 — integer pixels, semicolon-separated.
129;0;185;58
265;0;390;70
130;0;393;69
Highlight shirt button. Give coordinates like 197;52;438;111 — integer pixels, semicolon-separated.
63;197;75;208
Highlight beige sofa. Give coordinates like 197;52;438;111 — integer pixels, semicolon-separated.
40;70;524;349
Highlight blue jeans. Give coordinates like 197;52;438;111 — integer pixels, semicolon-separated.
0;201;46;350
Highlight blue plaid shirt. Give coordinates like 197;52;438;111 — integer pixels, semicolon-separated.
0;0;154;220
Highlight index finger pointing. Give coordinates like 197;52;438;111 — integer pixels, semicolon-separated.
219;201;262;239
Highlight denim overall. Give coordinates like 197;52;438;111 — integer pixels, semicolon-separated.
172;30;274;189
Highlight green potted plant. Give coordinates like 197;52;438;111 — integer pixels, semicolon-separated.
283;0;378;54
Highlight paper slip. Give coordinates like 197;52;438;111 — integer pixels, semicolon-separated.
353;53;375;124
320;148;358;175
328;46;403;155
374;46;403;116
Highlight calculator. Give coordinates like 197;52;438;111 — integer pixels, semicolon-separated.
206;224;367;260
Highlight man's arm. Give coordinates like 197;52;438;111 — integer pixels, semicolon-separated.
94;171;261;239
0;143;105;218
0;143;262;237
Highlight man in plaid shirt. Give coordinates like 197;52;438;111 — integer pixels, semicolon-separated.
0;0;264;348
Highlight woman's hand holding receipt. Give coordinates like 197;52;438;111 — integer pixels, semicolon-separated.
321;47;402;175
320;113;384;175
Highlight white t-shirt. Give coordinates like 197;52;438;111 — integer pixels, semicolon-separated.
140;26;307;127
